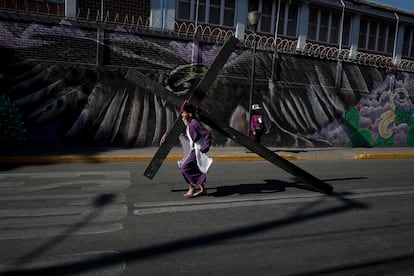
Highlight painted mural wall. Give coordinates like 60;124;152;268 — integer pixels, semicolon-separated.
1;13;414;148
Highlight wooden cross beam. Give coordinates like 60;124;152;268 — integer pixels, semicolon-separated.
127;36;240;179
126;36;333;194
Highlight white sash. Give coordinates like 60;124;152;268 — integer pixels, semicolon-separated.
177;126;213;174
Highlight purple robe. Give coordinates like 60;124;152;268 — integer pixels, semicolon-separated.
178;118;212;185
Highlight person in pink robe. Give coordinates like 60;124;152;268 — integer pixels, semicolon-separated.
250;104;266;144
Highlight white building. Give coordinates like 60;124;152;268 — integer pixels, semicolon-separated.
8;1;414;62
156;0;414;64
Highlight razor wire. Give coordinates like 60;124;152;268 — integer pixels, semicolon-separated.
252;34;413;72
1;4;414;72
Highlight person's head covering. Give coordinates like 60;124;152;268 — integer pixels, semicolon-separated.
180;99;197;114
252;104;262;110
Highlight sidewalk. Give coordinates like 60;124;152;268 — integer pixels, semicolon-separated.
1;146;414;164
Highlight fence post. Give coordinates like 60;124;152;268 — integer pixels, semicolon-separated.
96;26;104;72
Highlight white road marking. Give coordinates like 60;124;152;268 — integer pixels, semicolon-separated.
0;223;124;240
0;204;127;220
0;250;125;275
0;182;24;187
0;171;130;180
133;186;414;215
17;179;131;192
0;171;130;240
0;193;126;205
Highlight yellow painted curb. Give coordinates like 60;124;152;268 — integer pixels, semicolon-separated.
0;153;297;164
0;155;155;164
288;156;352;161
354;153;414;159
1;152;414;164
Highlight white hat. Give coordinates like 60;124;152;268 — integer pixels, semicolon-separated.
252;104;262;110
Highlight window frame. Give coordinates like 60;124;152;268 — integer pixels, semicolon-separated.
402;27;414;58
35;0;64;3
307;6;351;47
176;0;236;28
247;0;298;38
359;17;395;54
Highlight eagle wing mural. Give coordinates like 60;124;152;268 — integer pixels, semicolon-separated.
2;17;414;148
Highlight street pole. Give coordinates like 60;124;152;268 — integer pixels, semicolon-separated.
101;0;104;22
248;33;257;137
247;11;261;138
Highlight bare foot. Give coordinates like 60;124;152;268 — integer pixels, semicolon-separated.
183;191;194;197
190;190;207;198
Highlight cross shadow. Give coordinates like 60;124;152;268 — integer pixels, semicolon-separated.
0;190;370;276
204;176;367;197
291;252;414;276
8;193;115;268
171;176;368;197
209;179;312;197
170;179;313;195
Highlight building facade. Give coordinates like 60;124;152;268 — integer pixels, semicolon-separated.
1;0;414;148
2;0;413;62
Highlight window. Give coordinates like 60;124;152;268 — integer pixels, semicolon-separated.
359;19;368;48
209;0;221;24
248;0;298;37
330;12;340;44
367;21;377;50
223;0;236;26
35;0;64;2
260;1;273;33
358;17;395;54
319;10;329;42
177;0;236;27
403;27;414;58
342;16;351;46
285;2;298;37
196;0;207;23
308;6;351;46
386;26;395;54
308;7;318;40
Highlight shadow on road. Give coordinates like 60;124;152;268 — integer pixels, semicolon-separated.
1;193;116;274
291;253;414;276
184;176;367;197
209;179;312;196
0;190;371;276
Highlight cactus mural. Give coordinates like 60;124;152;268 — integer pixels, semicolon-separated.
0;94;25;145
336;74;414;147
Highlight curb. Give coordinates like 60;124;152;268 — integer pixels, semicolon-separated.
353;153;414;160
1;153;414;164
0;154;266;164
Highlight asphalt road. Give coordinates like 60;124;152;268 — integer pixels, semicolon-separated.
0;159;413;275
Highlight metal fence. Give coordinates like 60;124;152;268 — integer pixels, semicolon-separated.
1;5;414;72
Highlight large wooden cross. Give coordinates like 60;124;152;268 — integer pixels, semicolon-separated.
126;36;333;194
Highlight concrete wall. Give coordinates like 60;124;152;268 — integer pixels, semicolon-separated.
1;12;414;148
